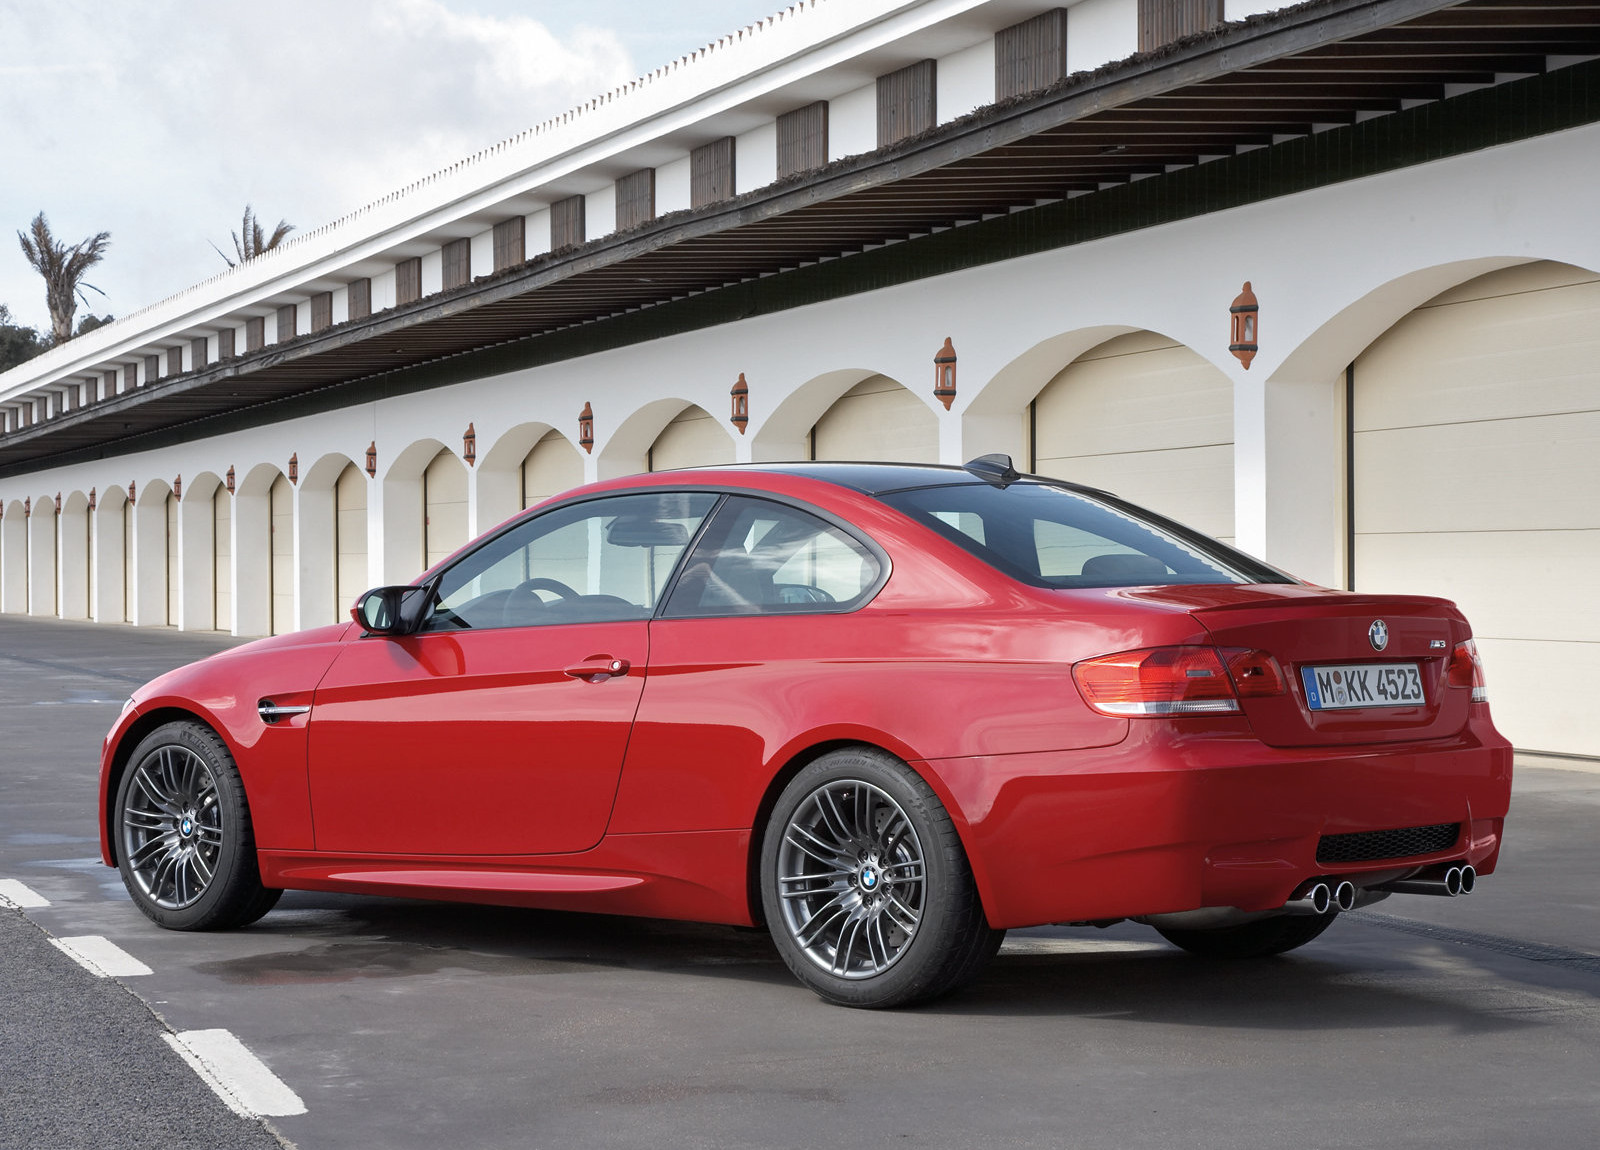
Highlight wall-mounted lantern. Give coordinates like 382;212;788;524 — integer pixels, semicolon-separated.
288;453;299;485
88;487;97;512
225;466;236;494
22;497;29;518
578;402;595;454
730;374;749;434
365;442;377;478
128;481;136;504
54;493;61;514
463;423;477;466
933;337;957;410
173;475;182;499
1229;281;1259;370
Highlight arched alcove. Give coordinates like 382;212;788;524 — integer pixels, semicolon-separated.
647;404;736;472
1029;331;1235;542
26;494;57;617
811;374;938;464
59;491;92;621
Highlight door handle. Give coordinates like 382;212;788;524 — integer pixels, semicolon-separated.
564;656;631;682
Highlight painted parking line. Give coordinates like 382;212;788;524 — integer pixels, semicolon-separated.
0;879;50;908
49;935;154;978
164;1029;307;1118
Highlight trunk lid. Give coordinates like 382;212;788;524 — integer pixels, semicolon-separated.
1121;584;1473;747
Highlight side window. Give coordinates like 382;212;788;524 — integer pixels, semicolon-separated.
422;492;718;631
663;497;884;617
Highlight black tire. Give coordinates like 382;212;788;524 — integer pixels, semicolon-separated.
1155;912;1338;959
760;747;1003;1009
113;720;281;931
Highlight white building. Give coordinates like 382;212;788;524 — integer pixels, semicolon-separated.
2;0;1598;757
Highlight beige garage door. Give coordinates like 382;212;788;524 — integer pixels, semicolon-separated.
649;405;735;472
812;376;938;463
1353;261;1600;756
423;450;469;570
1031;332;1234;543
335;463;368;623
522;431;585;509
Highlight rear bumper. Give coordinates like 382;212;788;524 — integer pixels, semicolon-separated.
923;719;1513;930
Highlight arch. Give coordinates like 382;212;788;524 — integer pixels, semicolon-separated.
93;485;129;623
300;452;362;627
24;495;56;617
131;479;172;627
960;325;1137;463
1271;256;1536;386
270;472;295;634
596;397;697;480
478;421;561;526
1347;259;1600;756
751;369;877;462
423;448;469;571
178;472;225;632
811;374;939;464
234;463;286;636
519;429;585;511
59;491;91;621
648;404;736;472
1029;330;1235;542
0;500;25;614
382;438;450;582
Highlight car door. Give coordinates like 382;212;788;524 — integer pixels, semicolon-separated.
306;491;717;856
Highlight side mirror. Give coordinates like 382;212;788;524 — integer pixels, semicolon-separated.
351;584;433;635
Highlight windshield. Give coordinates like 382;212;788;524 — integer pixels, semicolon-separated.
878;481;1292;589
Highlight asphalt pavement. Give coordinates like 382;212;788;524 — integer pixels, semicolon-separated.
1;614;1597;1150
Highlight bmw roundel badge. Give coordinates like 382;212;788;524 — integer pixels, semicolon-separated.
1369;619;1389;652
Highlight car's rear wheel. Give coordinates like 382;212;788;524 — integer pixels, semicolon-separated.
760;747;1003;1008
114;720;281;931
1154;912;1338;959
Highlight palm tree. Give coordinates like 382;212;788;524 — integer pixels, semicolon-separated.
16;212;111;344
214;205;294;267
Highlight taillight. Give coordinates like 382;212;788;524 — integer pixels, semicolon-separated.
1073;646;1283;717
1220;647;1287;698
1447;639;1489;704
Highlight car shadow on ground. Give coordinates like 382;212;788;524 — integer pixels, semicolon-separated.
182;890;1562;1038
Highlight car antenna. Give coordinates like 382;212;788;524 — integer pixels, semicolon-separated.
963;453;1020;488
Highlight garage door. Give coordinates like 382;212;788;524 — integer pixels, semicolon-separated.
649;405;735;472
812;376;938;463
1031;332;1234;543
1353;260;1600;756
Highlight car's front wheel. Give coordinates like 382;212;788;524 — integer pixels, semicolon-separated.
760;747;1003;1008
114;720;281;931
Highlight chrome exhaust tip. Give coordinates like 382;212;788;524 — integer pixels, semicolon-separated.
1459;864;1476;895
1444;866;1463;896
1284;880;1332;915
1332;880;1357;913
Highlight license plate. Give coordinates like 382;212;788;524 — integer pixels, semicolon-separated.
1301;663;1424;710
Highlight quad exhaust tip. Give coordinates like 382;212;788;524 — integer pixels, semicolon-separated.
1284;879;1358;915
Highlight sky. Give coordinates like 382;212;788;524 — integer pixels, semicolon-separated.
0;0;786;333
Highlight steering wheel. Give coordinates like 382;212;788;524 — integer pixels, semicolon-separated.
513;577;580;600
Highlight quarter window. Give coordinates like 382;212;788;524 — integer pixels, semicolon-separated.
421;492;717;631
663;497;883;617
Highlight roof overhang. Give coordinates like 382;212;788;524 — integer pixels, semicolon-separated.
4;0;1598;473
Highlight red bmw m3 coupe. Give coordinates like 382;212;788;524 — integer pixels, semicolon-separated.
99;457;1511;1007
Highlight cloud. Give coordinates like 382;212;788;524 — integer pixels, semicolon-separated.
0;0;635;332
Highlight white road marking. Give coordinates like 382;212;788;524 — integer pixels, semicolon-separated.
165;1029;307;1118
0;879;50;908
49;935;153;978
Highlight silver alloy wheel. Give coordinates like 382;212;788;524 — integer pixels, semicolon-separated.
120;745;224;911
775;778;927;980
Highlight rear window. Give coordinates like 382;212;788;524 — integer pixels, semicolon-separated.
878;482;1291;589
